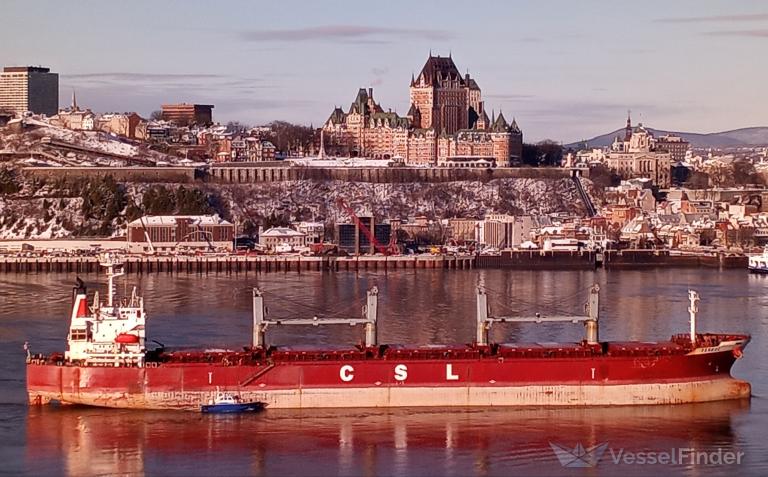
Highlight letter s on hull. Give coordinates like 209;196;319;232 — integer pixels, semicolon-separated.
340;365;354;382
394;364;408;381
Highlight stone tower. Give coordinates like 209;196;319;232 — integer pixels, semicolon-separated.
409;54;475;134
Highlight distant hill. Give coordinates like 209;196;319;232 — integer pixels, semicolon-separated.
566;126;768;149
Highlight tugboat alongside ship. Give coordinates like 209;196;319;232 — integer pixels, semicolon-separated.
201;388;265;414
26;255;751;410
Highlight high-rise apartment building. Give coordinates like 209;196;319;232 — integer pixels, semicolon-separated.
0;66;59;116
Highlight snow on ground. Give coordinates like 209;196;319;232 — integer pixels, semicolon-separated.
38;125;139;158
287;157;395;167
1;119;181;167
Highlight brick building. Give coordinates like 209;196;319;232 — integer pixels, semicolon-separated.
656;134;690;163
126;215;234;253
161;103;214;126
230;136;277;162
322;54;522;166
96;112;145;139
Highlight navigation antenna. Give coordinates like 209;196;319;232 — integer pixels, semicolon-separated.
99;253;125;307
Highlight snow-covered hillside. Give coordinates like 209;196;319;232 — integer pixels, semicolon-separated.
0;177;587;239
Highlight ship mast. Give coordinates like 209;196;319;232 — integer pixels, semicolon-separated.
688;289;699;344
99;253;125;307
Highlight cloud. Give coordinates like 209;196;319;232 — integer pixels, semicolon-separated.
61;73;271;93
485;93;535;101
239;25;454;43
65;73;224;81
655;13;768;23
58;71;284;122
511;100;662;123
702;29;768;38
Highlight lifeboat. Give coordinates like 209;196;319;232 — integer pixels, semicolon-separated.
115;333;140;344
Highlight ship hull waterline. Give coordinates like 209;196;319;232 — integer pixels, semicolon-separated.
27;350;751;410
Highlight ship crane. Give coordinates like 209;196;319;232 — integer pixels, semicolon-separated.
251;287;379;348
475;284;601;346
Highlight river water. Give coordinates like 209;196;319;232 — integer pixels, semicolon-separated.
1;268;767;476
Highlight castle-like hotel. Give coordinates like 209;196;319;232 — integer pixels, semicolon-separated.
322;54;522;167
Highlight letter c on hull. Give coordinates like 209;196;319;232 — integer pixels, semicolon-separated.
340;365;354;382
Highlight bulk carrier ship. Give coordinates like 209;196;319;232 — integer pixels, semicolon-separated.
26;256;751;410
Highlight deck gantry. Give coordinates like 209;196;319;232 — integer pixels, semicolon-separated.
251;287;379;348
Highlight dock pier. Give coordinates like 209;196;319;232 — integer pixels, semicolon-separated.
0;250;747;274
0;254;475;274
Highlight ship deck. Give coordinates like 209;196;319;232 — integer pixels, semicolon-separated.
31;333;748;368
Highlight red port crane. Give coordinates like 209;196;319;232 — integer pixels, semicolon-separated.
336;198;394;255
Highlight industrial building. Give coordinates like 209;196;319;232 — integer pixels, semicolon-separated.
336;216;392;255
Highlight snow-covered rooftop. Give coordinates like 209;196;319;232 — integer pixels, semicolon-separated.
261;227;305;237
287;157;394;167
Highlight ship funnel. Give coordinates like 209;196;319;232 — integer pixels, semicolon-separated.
585;284;600;345
71;277;88;319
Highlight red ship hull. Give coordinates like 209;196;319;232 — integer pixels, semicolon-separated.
27;334;751;410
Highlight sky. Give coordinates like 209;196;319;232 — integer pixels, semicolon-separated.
1;0;766;142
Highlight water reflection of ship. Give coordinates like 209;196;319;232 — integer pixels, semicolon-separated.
26;400;748;476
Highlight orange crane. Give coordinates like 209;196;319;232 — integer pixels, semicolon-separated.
336;198;395;255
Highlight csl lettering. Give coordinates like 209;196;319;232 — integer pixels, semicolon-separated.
394;364;408;381
340;365;354;382
446;363;459;381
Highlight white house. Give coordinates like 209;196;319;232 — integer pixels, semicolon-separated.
259;227;307;251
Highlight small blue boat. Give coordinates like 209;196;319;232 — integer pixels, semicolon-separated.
201;390;265;414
